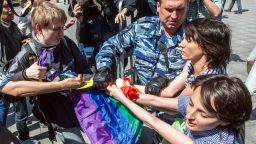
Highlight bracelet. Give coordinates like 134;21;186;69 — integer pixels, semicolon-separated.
63;25;67;30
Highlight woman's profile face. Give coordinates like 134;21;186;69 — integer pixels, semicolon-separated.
179;36;204;63
185;87;225;132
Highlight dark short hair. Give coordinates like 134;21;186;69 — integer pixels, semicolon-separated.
157;0;189;4
184;18;231;68
191;74;252;136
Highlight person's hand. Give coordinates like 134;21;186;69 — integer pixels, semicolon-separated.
93;67;112;89
107;85;126;101
62;74;83;90
145;74;169;96
65;18;75;29
115;7;128;24
73;4;83;18
21;37;31;44
25;62;47;80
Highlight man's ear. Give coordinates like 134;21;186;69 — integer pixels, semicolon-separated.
35;23;42;34
156;1;160;14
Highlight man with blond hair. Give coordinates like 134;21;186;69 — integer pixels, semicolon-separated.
6;1;88;143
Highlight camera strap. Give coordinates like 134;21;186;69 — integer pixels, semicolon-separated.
158;40;172;73
6;0;33;17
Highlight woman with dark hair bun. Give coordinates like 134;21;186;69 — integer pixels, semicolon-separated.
142;18;231;98
108;18;249;144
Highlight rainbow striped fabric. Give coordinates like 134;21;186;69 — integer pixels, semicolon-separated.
72;89;143;144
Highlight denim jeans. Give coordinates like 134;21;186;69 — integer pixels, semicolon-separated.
0;95;9;126
227;0;242;12
0;95;29;140
13;97;29;140
56;127;87;144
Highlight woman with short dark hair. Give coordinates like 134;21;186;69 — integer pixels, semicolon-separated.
142;18;231;98
108;74;252;143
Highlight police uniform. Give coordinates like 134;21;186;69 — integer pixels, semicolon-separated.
96;16;186;85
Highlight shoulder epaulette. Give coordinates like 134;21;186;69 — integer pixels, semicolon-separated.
22;39;37;64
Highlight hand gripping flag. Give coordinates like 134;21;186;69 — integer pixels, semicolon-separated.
114;78;139;101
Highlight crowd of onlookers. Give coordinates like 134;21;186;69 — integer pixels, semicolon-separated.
0;0;254;144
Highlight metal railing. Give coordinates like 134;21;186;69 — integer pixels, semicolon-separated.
115;0;136;83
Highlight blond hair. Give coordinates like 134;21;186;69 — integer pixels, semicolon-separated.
31;1;67;30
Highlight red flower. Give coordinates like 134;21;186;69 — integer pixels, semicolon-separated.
121;85;139;101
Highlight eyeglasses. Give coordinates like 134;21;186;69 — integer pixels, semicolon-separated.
50;26;65;32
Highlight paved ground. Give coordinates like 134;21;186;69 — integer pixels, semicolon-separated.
222;0;256;143
7;0;256;143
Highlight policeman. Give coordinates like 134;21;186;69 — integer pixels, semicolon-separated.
94;0;189;143
94;0;188;89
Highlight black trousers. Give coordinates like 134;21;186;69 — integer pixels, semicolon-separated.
137;126;163;144
137;113;182;144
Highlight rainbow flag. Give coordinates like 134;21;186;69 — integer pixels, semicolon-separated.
72;89;143;144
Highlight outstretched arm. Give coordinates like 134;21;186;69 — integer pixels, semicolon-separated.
136;93;179;112
2;75;82;97
107;85;192;144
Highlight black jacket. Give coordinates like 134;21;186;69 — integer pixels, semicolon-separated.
0;21;23;73
6;35;85;129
